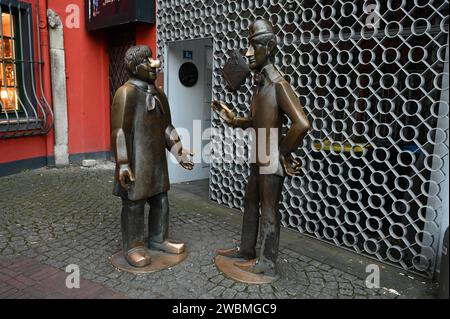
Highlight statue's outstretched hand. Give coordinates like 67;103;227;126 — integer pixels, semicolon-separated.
119;164;135;188
280;153;302;177
211;100;235;125
178;148;194;171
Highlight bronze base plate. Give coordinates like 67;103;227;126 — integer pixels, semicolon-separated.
109;250;187;274
214;255;278;284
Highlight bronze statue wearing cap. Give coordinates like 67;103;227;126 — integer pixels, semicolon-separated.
111;45;194;268
213;19;311;278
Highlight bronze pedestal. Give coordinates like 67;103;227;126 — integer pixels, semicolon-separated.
214;255;278;284
110;249;187;274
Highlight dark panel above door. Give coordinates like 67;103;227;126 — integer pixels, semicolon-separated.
85;0;155;32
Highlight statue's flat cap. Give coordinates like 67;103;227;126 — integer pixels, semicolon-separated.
249;19;275;40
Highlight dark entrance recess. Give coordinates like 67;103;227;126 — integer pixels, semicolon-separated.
108;26;136;103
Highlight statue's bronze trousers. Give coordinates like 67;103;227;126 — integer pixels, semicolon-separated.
121;192;169;253
241;164;284;264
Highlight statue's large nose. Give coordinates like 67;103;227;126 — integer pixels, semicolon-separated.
245;46;254;57
149;58;161;68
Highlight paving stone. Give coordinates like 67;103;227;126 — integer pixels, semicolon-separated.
210;275;224;284
247;285;260;294
338;282;353;290
221;288;237;299
232;291;247;299
274;290;289;299
232;283;247;292
209;286;226;297
220;279;234;288
260;285;273;294
339;289;354;296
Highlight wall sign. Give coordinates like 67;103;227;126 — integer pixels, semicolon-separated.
183;50;193;60
85;0;155;31
179;62;199;87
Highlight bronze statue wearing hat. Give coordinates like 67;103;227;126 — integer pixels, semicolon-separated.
111;45;194;269
212;19;311;280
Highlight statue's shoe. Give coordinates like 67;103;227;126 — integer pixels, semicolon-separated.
234;258;277;277
216;247;256;260
149;240;185;254
125;246;151;268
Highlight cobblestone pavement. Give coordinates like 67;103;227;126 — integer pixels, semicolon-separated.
0;166;434;299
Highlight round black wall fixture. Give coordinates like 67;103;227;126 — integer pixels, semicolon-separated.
179;62;199;87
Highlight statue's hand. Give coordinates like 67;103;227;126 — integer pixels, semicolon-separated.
280;153;302;177
211;100;235;125
119;164;135;188
178;148;194;171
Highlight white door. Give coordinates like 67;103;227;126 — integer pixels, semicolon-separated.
165;38;213;184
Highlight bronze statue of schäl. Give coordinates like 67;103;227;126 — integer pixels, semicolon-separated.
212;19;311;282
109;45;194;272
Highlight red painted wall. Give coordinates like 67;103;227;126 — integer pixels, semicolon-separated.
0;136;48;164
136;22;157;54
48;0;110;156
1;0;157;168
